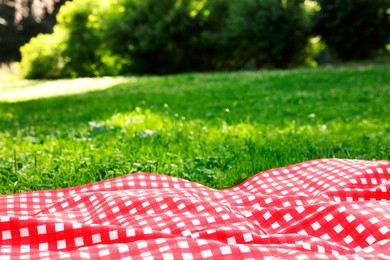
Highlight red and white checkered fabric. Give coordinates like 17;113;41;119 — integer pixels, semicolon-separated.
1;159;390;259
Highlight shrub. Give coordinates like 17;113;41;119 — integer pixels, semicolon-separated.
106;0;229;74
57;0;125;77
21;0;314;78
222;0;310;69
20;28;68;79
313;0;390;60
21;0;123;78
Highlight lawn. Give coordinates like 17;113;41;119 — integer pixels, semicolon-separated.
0;64;389;194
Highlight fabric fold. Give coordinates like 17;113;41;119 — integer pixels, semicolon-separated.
1;158;390;259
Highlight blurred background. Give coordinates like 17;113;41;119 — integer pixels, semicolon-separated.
0;0;389;78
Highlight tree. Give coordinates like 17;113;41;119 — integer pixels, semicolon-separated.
313;0;390;60
223;0;309;69
0;0;66;62
106;0;230;74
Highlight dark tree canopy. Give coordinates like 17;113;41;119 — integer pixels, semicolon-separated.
0;0;66;62
313;0;390;60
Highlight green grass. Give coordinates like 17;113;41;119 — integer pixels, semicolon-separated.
0;64;389;194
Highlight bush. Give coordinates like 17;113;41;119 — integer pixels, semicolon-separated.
57;0;125;77
313;0;390;60
105;0;229;74
222;0;310;69
21;0;123;79
20;28;68;79
21;0;315;78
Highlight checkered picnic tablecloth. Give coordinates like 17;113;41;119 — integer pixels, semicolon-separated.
1;158;390;259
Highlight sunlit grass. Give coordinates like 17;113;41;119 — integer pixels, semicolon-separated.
0;63;22;86
0;76;131;102
0;64;389;193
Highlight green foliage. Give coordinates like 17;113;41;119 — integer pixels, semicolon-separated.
21;0;124;78
106;0;229;74
19;0;390;78
223;0;309;69
56;0;124;77
1;65;390;193
313;0;390;60
20;29;68;79
19;0;311;77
